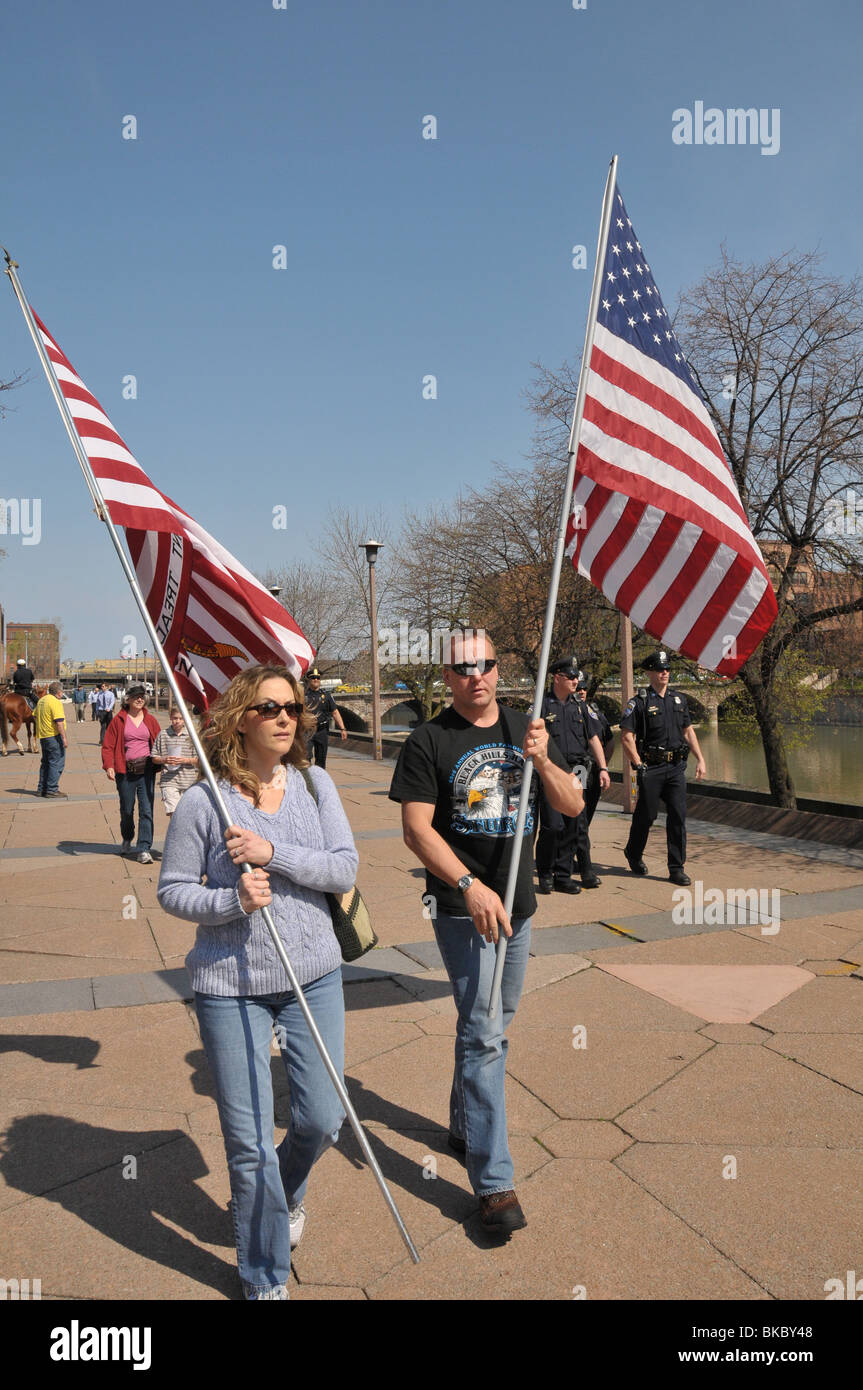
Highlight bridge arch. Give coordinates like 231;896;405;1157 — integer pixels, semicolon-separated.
335;703;368;734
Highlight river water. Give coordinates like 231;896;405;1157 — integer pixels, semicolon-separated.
381;704;863;807
605;723;863;807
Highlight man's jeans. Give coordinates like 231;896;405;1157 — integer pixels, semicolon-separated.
195;968;345;1298
116;771;155;852
38;736;65;795
433;912;531;1196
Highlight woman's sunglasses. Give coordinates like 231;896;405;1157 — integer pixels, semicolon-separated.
246;700;304;720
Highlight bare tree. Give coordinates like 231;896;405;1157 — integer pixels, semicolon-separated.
0;368;29;419
380;501;475;721
677;249;863;805
316;505;394;632
448;451;621;683
262;561;359;670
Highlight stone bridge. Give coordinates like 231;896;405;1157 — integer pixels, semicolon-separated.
333;681;741;731
597;681;742;726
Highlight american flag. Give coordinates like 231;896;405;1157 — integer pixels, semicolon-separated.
33;310;314;707
566;186;777;676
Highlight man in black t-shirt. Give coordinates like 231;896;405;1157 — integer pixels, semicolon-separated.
389;632;582;1237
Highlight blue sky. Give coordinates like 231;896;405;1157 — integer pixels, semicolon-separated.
1;0;860;660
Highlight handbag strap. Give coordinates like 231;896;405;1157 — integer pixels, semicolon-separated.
299;767;318;806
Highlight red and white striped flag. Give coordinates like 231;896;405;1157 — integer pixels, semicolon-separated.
566;187;777;676
33;310;314;706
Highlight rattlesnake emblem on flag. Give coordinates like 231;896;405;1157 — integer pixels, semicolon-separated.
182;639;247;662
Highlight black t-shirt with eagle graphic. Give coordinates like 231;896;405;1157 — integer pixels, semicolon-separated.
389;704;568;918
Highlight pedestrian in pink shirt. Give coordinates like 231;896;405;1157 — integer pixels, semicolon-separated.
101;685;161;863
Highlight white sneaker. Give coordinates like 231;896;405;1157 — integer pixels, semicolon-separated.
289;1202;306;1249
245;1284;288;1300
137;851;153;865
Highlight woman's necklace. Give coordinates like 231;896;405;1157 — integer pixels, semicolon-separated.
258;764;286;791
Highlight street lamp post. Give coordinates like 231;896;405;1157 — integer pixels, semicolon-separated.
361;541;383;761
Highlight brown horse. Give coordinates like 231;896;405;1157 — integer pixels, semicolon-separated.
0;685;46;755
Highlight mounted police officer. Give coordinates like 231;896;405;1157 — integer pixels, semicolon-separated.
536;656;611;893
304;668;347;768
12;657;37;709
576;672;614;825
619;649;706;887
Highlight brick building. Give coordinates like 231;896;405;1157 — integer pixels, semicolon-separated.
5;623;60;679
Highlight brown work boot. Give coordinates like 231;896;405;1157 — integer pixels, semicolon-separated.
479;1190;527;1235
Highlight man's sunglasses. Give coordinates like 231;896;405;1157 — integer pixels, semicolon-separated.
448;659;498;677
246;700;304;720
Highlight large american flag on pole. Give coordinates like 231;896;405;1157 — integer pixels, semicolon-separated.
566;187;777;676
33;310;314;706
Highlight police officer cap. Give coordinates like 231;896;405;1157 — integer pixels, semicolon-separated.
549;655;580;678
641;649;671;671
307;667;321;679
17;657;26;665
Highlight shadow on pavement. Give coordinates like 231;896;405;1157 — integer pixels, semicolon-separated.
343;974;453;1008
0;1112;235;1297
0;1034;101;1069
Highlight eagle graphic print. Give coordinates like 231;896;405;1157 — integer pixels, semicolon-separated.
450;740;537;837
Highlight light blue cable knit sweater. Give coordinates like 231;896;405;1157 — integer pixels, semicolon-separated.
157;765;359;996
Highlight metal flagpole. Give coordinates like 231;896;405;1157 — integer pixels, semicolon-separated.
3;250;420;1265
620;613;636;813
487;155;620;1018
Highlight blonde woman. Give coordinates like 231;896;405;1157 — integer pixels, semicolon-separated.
157;664;357;1300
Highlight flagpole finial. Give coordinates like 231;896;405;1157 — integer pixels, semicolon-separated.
2;247;20;271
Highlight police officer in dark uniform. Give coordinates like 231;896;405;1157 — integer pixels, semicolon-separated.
304;668;347;768
12;658;37;708
619;649;706;886
536;656;611;893
576;673;614;825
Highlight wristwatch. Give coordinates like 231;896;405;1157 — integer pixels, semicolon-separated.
457;873;475;892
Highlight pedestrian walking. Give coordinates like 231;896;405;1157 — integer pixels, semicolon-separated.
95;683;115;745
72;685;87;723
101;686;161;863
88;687;99;721
35;681;68;798
157;664;358;1300
620;649;706;886
389;632;581;1236
151;707;199;816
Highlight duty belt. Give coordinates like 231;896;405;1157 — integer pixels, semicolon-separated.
642;747;688;766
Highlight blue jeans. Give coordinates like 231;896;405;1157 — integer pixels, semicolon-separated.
38;736;65;794
433;912;531;1196
195;967;346;1298
116;771;155;851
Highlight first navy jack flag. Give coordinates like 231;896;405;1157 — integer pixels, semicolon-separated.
28;308;314;706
